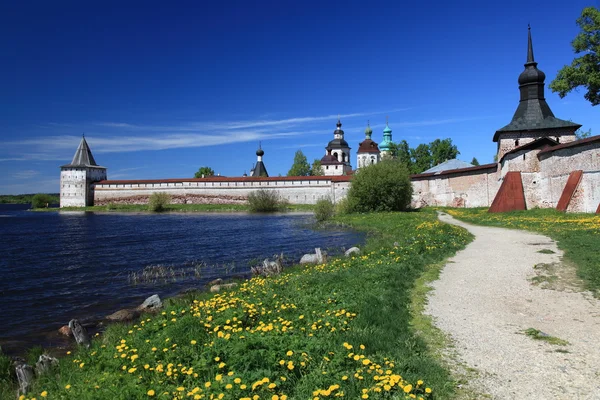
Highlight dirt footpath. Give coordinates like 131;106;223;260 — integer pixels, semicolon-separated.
427;213;600;399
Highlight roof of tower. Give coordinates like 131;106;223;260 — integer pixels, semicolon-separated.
327;119;350;149
61;136;105;168
320;154;343;165
364;121;373;137
251;161;268;177
357;139;380;154
256;143;264;157
383;123;392;134
494;26;580;141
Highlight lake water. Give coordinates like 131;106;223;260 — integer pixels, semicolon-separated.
0;204;365;354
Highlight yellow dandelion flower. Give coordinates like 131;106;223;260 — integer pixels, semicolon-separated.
147;389;155;396
286;350;293;356
41;391;48;398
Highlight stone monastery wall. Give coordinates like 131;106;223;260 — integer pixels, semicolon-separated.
410;164;500;209
537;142;600;213
93;176;351;205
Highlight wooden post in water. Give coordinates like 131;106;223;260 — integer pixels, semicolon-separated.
68;319;90;348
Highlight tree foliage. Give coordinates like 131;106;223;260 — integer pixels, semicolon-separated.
471;157;480;166
310;159;324;176
549;6;600;106
194;166;215;178
387;138;460;174
287;150;311;176
575;126;593;139
429;138;460;166
346;159;413;212
31;193;56;208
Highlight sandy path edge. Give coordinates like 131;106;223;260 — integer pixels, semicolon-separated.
426;212;600;399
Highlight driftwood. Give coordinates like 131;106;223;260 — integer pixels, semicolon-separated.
299;248;326;265
15;363;34;396
251;253;283;277
35;354;58;376
68;319;90;348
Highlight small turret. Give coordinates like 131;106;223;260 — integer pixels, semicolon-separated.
251;143;268;177
357;121;380;169
379;117;394;156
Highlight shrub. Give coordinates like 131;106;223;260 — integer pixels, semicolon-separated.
314;198;335;222
31;193;55;208
346;159;413;212
148;192;171;212
247;190;287;212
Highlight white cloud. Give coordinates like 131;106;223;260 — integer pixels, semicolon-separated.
1;108;490;162
12;170;40;179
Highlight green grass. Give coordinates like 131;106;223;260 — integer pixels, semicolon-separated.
522;328;569;346
0;194;59;205
1;210;473;400
446;208;600;297
35;203;316;213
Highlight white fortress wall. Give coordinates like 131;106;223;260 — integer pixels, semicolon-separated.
410;164;500;208
537;140;600;213
93;177;351;205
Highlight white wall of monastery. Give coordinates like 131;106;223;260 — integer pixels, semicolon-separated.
537;143;600;213
411;168;500;208
93;178;350;205
496;129;576;160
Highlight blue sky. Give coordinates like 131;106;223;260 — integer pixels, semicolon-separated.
0;0;597;194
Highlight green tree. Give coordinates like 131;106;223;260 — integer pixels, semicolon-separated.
31;193;55;208
429;138;460;166
310;159;324;176
410;144;433;174
346;159;412;212
471;157;480;166
194;166;215;178
287;150;311;176
389;140;412;168
575;126;592;139
549;7;600;105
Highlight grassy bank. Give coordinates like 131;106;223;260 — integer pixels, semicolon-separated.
1;210;472;400
0;194;59;205
35;203;316;213
447;208;600;297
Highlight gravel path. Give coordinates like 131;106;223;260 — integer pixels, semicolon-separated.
427;213;600;399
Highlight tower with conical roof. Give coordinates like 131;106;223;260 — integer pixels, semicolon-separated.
357;121;380;169
250;143;268;177
494;26;581;160
60;136;107;207
379;118;394;157
320;118;352;176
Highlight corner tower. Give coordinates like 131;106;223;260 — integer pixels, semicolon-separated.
357;121;380;169
60;136;107;207
494;26;581;160
320;119;352;176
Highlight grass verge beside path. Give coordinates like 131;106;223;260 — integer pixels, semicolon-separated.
446;208;600;297
1;210;472;400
